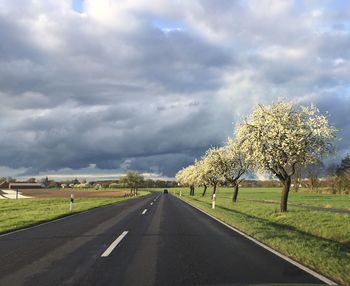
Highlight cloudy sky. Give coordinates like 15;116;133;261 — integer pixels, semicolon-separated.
0;0;349;180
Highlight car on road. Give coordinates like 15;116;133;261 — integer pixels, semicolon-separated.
163;189;168;194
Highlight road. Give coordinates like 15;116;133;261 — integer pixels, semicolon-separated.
0;192;326;285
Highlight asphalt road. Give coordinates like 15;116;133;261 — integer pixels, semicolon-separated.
0;192;326;286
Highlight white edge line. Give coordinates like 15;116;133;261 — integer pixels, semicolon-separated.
101;231;128;257
0;194;151;238
142;209;148;215
178;196;337;286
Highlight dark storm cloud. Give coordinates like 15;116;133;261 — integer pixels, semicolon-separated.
315;93;350;154
0;91;229;176
0;0;349;178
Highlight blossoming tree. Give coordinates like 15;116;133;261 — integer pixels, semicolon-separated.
176;165;196;195
194;159;210;196
201;147;224;197
221;138;251;202
237;102;336;212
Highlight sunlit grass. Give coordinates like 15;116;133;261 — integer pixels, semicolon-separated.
170;187;350;210
0;191;149;234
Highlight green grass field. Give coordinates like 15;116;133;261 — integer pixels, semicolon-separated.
40;187;139;192
167;187;350;285
0;191;149;234
170;187;350;210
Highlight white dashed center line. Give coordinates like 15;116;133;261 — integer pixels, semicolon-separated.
101;231;128;257
142;209;148;215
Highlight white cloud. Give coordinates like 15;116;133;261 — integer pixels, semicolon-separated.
0;0;349;178
311;9;323;18
333;58;345;66
259;46;307;61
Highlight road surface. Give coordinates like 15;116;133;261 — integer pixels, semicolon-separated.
0;192;326;285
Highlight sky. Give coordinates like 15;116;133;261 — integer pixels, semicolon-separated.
0;0;349;180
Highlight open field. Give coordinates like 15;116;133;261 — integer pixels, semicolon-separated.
237;187;350;210
19;188;134;198
163;187;350;285
0;191;149;234
163;187;350;210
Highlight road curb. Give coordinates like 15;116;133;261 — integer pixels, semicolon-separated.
176;195;337;286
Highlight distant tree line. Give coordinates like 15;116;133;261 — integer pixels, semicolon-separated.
0;173;177;190
290;154;350;194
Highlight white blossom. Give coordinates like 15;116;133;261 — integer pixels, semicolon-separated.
236;102;336;179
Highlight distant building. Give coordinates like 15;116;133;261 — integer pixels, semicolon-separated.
9;183;44;189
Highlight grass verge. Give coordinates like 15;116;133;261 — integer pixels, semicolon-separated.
0;191;149;234
165;187;350;210
169;188;350;286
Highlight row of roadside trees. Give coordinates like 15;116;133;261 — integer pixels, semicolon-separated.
176;102;337;212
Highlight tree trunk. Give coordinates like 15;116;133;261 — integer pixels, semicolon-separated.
232;184;239;202
189;185;195;196
202;184;207;197
293;167;301;192
293;176;299;192
294;182;299;192
190;185;195;196
280;176;291;212
211;183;217;199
